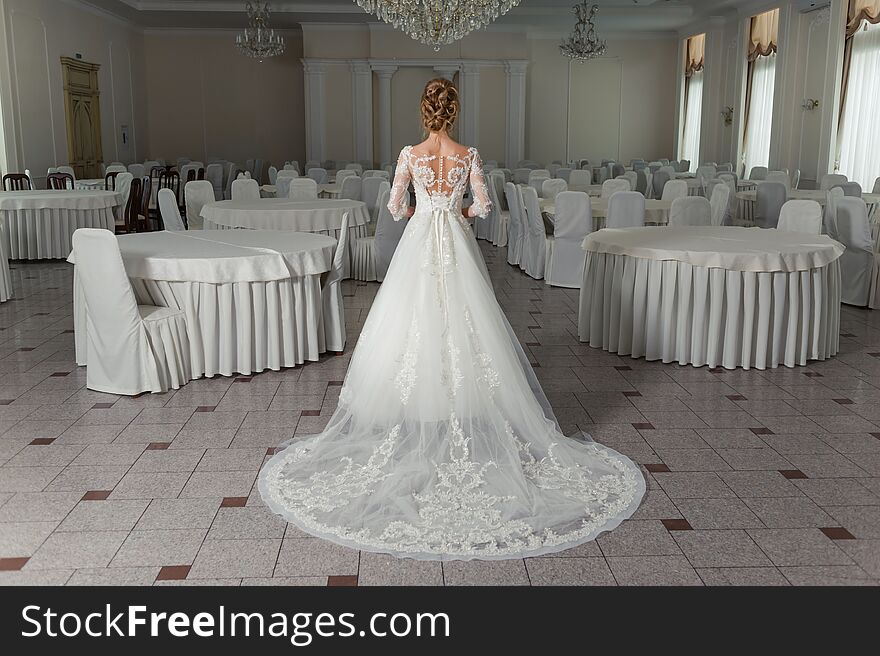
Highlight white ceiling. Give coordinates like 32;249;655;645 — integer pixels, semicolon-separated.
84;0;748;33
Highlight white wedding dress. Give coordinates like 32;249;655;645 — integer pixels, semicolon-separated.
259;145;645;560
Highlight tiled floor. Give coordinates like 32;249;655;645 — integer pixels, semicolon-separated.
1;243;879;586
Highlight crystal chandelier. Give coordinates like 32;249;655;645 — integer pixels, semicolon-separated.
236;1;285;62
559;2;607;62
354;0;522;50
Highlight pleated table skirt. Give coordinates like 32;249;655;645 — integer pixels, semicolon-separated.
578;252;841;370
75;274;330;379
2;207;115;259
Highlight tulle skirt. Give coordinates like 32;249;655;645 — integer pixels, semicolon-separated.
259;208;646;560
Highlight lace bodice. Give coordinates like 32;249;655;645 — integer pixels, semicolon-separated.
388;145;492;221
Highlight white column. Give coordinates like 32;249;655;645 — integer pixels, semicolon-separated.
373;65;398;167
505;61;528;168
302;60;327;164
459;63;480;146
433;65;459;81
350;60;374;167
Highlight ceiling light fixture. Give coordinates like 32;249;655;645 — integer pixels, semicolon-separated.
236;1;285;62
560;2;607;62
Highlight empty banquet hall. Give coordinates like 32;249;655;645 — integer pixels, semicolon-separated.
1;0;880;590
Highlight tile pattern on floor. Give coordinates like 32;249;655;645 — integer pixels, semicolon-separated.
0;246;879;586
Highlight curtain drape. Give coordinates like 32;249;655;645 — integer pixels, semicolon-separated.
742;53;777;176
749;9;779;61
847;0;880;38
686;33;705;77
681;69;703;172
837;21;880;188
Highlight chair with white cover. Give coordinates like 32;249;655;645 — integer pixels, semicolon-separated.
766;170;791;191
621;171;638;190
511;168;530;185
289;178;318;200
791;169;801;189
72;229;190;394
749;166;769;181
360;177;385;222
224;166;239;200
336;170;357;183
307;168;328;184
205;163;224;201
653;170;672;198
820;173;847;190
755;181;787;229
105;164;127;175
158;189;186;231
489;171;508;246
556;168;572;183
836;181;862;197
113;172;134;229
606;192;645;228
345;163;363;176
268;166;278;185
321;213;350;352
528;170;550;195
661;179;688;202
823;187;845;239
231;178;260;201
696;164;716;187
127;163;145;179
568;169;593;192
305;160;320;172
284;162;300;173
704;178;724;202
670;196;712;227
601;178;631;198
836;197;873;306
709;184;731;226
275;173;299;200
519;186;548;279
339;175;362;201
777;200;822;235
545;191;591;288
542;178;567;202
353;190;408;283
184;181;214;230
717;162;733;172
872;177;880;194
504;182;525;266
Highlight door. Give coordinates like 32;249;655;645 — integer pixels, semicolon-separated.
61;57;103;179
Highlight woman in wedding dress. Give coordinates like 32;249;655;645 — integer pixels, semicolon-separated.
259;78;645;560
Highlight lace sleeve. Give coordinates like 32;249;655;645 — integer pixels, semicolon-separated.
467;148;492;219
388;147;412;221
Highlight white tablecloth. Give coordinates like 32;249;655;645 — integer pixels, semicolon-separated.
319;183;341;198
578;226;844;370
736;189;880;226
69;230;337;378
75;179;106;191
0;190;119;259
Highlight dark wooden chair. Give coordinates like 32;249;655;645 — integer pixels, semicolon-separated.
105;171;120;191
115;177;140;234
47;172;75;190
139;176;155;231
197;168;206;181
2;173;32;191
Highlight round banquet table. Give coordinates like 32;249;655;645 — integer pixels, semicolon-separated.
737;188;880;215
0;190;119;259
201;198;369;278
69;230;337;379
578;226;844;370
541;197;674;226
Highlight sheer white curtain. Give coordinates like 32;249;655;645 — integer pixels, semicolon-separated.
681;70;703;172
838;21;880;189
742;53;776;176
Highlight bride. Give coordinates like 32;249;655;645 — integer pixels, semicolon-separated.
259;78;645;561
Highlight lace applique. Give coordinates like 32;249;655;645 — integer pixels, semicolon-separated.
393;316;420;405
463;307;500;396
440;334;463;400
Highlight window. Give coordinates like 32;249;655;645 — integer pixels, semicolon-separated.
741;9;779;177
837;14;880;189
679;34;705;172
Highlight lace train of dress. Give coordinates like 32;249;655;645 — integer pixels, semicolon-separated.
258;146;645;560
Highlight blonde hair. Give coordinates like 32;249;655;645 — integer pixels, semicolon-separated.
420;78;459;134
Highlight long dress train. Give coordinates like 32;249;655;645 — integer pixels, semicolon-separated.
258;145;645;560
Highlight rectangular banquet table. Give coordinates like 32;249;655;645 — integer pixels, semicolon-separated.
578;226;844;370
69;230;338;379
0;190;119;259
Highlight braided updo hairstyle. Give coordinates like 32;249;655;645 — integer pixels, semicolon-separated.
420;78;459;134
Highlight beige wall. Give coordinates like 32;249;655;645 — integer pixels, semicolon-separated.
142;30;306;171
0;0;147;182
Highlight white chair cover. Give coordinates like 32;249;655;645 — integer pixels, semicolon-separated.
158;189;186;231
224;166;239;200
114;172;134;223
653;170;672;197
661;179;688;201
601;178;631;198
184;180;214;230
528;170;550;195
749;166;768;181
820;173;847;191
792;169;801;189
513;168;531;185
125;163;143;179
285;161;300;174
373;189;408;282
345;163;364;175
519;186;548;279
709;184;731;226
105;164;127;175
756;181;787;229
542;178;567;202
231;178;260;201
307;168;328;184
363;170;390;180
766;170;791;191
823;187;845;239
621;171;638;191
72;229;190;395
545;191;591;288
289;178;318;200
568;169;592;192
362;177;387;222
556;168;572;183
836;197;873;306
321;213;349;352
489;171;508;247
778;200;822;235
336;170;357;183
504;182;525;266
204;163;224;201
873;177;880;195
339;175;362;201
669;196;712;227
268;166;278;185
606;191;645;228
